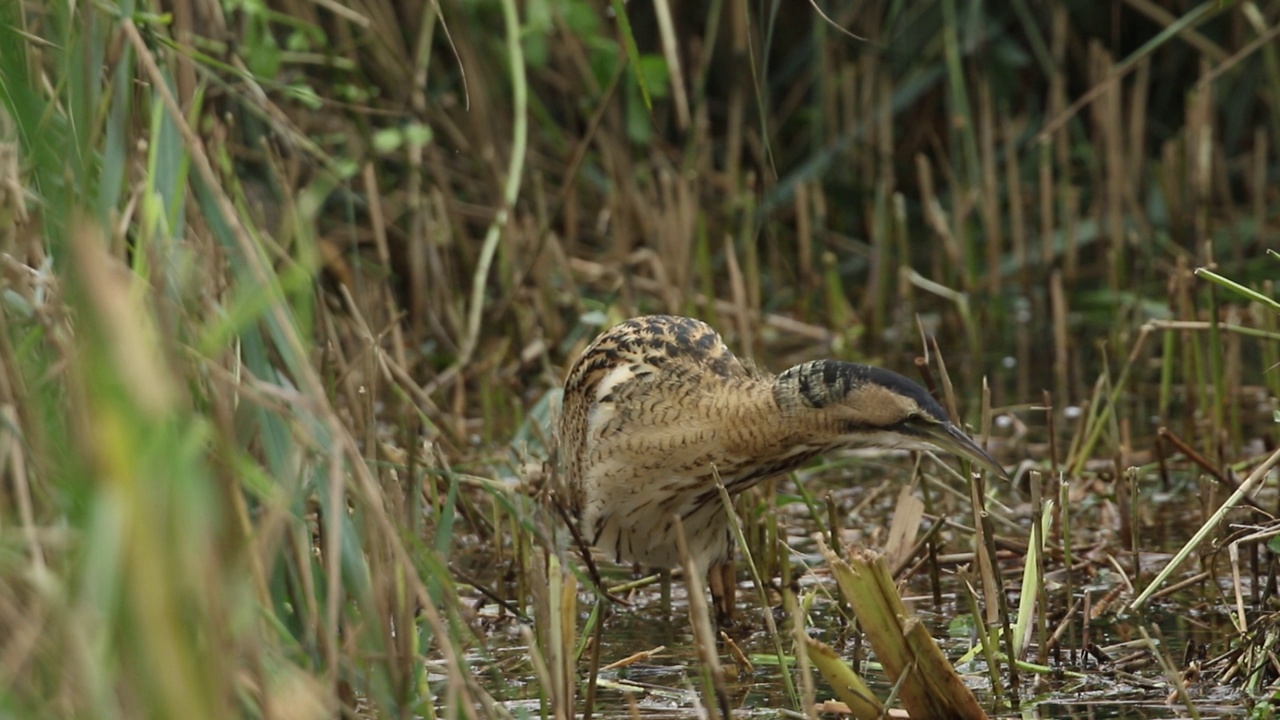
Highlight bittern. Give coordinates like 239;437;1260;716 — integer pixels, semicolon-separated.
557;315;1006;622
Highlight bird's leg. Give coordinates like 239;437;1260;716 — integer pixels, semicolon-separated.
707;560;737;626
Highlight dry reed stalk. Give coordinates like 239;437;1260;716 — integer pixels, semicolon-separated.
820;542;988;720
805;637;884;720
884;486;924;572
1095;46;1124;292
674;517;733;720
977;77;1002;298
795;181;814;319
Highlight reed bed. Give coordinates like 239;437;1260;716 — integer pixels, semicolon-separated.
1;0;1278;718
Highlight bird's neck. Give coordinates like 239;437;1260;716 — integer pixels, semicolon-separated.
768;360;888;447
706;364;848;457
702;376;840;493
773;360;857;410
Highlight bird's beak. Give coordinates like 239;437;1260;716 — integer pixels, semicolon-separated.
917;422;1008;480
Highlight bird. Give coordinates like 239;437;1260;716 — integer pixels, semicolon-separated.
556;314;1006;623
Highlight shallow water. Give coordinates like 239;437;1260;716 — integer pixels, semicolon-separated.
458;443;1275;719
458;348;1280;717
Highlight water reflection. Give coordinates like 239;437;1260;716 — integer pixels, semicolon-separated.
463;440;1272;719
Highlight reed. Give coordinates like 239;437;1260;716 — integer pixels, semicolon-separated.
5;0;1280;716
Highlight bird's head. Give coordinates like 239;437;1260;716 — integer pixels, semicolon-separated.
774;360;1007;479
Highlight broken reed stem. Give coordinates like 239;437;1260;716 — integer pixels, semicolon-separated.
582;601;605;720
822;542;988;719
1131;445;1280;610
1058;467;1076;664
961;576;1004;701
1159;427;1268;514
1036;1;1217;142
965;466;1000;626
1138;624;1204;720
1069;325;1153;477
984;507;1019;703
713;470;801;709
674;516;733;720
1014;474;1045;660
1032;472;1049;667
551;555;577;719
804;637;884;720
787;588;819;720
427;0;527;394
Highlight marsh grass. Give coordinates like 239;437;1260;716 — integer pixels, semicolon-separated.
3;0;1280;718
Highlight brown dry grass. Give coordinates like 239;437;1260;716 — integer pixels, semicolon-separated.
1;0;1279;717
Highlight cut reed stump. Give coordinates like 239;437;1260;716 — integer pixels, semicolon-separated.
810;541;988;720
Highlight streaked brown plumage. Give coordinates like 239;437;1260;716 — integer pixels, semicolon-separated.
558;315;1005;621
